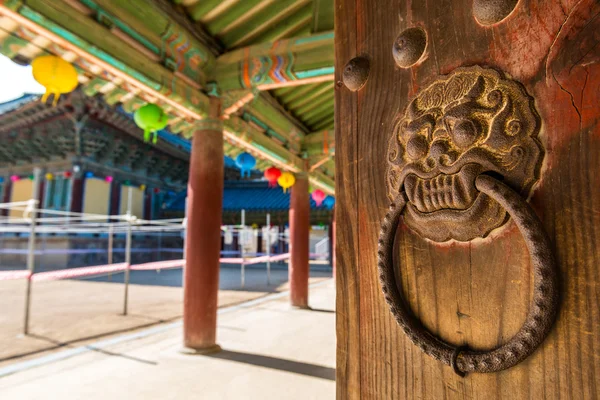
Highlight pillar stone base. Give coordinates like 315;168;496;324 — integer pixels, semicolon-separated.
180;344;222;356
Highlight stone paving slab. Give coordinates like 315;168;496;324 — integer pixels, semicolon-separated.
0;280;336;400
0;266;331;366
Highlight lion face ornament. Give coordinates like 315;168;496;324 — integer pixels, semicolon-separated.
378;66;558;375
386;66;544;242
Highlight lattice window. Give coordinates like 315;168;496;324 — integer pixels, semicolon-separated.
44;177;71;211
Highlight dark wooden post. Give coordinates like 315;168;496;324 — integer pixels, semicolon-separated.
2;179;12;217
70;176;83;213
331;210;336;280
182;97;224;354
109;180;120;216
289;173;310;308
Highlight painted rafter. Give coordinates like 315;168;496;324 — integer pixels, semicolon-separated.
0;2;335;194
214;31;334;92
302;129;334;156
69;0;215;86
312;0;334;33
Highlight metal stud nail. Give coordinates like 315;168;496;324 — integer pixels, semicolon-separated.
392;27;427;68
342;57;370;92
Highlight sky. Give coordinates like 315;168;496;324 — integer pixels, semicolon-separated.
0;54;45;103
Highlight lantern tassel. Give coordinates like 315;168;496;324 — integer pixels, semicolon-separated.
41;91;50;104
152;131;158;144
144;129;151;143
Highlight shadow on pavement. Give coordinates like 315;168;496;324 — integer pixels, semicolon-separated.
208;349;335;381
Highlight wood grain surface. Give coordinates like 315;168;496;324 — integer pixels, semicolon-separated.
335;0;600;398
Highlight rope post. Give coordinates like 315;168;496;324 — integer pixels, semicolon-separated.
157;229;162;262
240;209;245;288
107;223;114;281
23;167;41;335
122;186;133;316
266;213;271;286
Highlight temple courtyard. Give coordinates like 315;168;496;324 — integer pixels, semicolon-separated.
0;272;335;399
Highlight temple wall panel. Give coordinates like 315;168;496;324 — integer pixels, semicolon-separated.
9;180;33;218
83;178;110;216
119;187;144;218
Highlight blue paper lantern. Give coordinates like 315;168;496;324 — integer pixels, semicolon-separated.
235;152;256;178
85;171;94;178
323;195;336;210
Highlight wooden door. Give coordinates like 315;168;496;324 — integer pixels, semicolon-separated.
335;1;600;398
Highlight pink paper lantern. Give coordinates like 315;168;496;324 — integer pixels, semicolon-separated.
311;189;326;207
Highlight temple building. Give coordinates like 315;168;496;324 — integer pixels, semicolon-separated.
0;91;333;268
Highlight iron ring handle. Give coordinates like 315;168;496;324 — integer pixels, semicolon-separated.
377;174;559;375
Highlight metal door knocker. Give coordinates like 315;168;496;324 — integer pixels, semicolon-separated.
379;66;559;375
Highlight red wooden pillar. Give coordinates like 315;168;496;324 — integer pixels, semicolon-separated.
183;97;224;353
289;173;310;308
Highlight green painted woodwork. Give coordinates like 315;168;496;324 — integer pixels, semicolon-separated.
204;0;263;36
312;0;334;33
218;0;308;48
302;98;335;122
214;44;334;91
245;95;306;140
278;83;318;104
311;115;335;131
285;82;333;110
272;86;296;97
178;0;316;50
187;0;222;22
221;117;306;172
249;3;313;45
309;170;334;193
78;0;214;82
302;129;335;156
217;30;333;64
292;90;334;116
79;0;160;55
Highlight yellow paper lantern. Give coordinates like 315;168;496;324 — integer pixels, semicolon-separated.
31;55;79;106
277;172;296;193
140;184;147;191
45;173;54;181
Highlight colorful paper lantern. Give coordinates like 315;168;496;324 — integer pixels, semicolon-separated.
28;174;34;180
311;189;326;207
277;172;295;193
264;166;282;188
133;103;168;144
10;175;19;182
85;171;94;178
31;55;78;106
140;184;146;191
45;173;54;181
323;195;336;209
63;171;72;178
153;188;160;194
105;175;114;183
236;152;256;178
